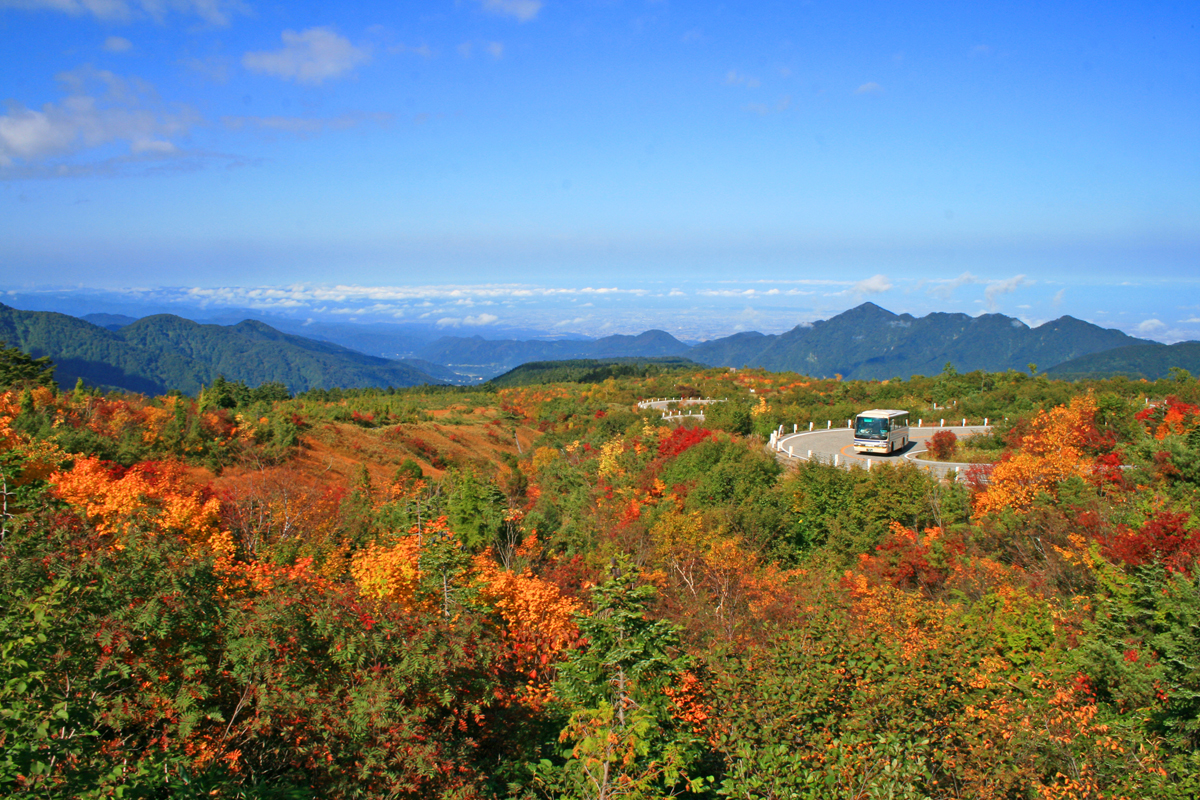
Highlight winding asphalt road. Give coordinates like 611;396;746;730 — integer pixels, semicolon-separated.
773;425;991;478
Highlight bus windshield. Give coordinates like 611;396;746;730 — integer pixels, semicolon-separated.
855;416;888;438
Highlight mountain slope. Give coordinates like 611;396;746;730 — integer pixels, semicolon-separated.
0;304;445;394
689;302;1149;379
417;329;692;379
1046;341;1200;380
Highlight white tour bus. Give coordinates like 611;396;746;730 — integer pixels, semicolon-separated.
853;409;910;454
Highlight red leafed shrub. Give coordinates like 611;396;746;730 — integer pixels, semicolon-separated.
657;426;716;458
1136;395;1200;440
928;430;957;461
857;522;963;594
1102;511;1200;574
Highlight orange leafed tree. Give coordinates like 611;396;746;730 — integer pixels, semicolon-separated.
349;526;424;607
474;536;582;707
973;394;1099;518
52;457;221;539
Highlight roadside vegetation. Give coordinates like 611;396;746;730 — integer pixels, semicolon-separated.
3;345;1200;798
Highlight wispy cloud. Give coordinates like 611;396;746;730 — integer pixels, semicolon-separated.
243;28;371;85
0;0;245;25
984;274;1033;308
476;0;542;23
928;271;982;300
103;36;132;53
390;42;433;58
855;82;883;95
724;70;760;88
222;112;392;137
0;66;198;168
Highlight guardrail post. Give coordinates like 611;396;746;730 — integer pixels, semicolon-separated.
834;454;839;467
962;418;966;427
984;417;988;426
867;459;872;471
827;420;831;429
807;449;812;459
809;421;814;431
789;446;794;457
940;418;944;427
919;419;922;427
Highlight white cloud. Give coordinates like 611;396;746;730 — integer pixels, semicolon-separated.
243;28;370;85
130;138;176;154
457;42;473;58
174;283;652;310
855;82;883;95
103;36;132;53
853;274;893;294
1052;288;1065;307
485;41;504;59
0;66;197;168
668;289;685;297
476;0;541;22
1137;318;1165;334
984;274;1033;308
464;313;499;325
0;0;245;25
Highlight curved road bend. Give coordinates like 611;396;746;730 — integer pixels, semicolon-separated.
773;425;991;479
637;397;723;422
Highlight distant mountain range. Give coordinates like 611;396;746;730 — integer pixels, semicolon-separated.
2;301;1193;394
404;302;1155;381
688;302;1150;380
416;330;692;380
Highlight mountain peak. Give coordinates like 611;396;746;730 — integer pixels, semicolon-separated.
842;301;898;319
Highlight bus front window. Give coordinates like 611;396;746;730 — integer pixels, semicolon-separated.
855;417;888;438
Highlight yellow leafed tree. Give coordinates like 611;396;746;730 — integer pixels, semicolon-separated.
973;394;1097;518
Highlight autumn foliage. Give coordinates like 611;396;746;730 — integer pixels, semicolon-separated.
974;393;1105;517
4;366;1200;798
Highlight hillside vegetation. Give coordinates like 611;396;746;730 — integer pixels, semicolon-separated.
3;351;1200;798
0;303;446;394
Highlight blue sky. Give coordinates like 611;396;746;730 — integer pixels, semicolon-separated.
1;0;1197;342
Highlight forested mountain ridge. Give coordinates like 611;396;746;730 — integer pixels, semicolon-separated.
1047;340;1200;380
0;303;446;394
1;300;1180;392
688;301;1149;378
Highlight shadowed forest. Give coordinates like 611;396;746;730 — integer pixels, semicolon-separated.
3;345;1200;799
